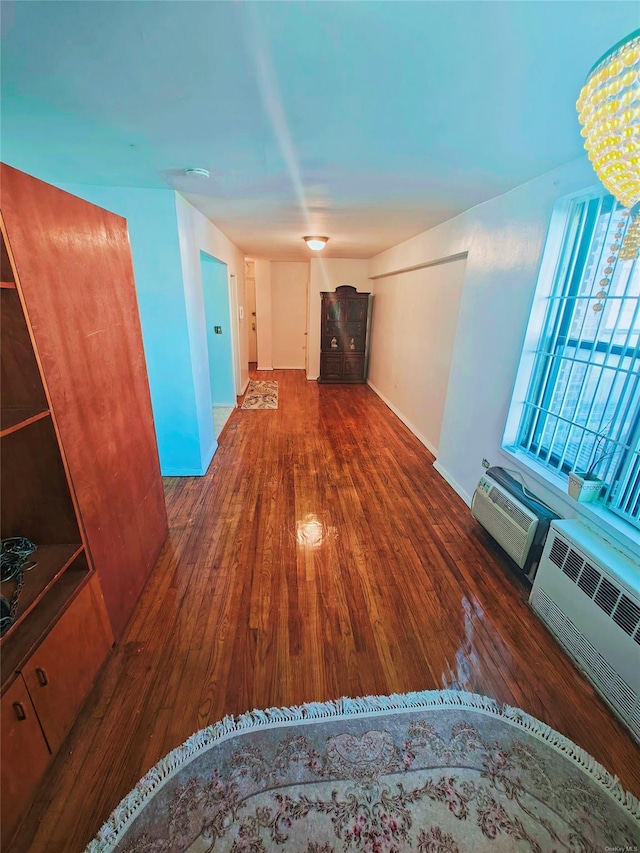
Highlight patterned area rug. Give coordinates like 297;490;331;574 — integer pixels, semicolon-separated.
241;379;278;410
85;691;639;852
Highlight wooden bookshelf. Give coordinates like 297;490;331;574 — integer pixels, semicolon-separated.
0;544;84;638
0;164;167;847
0;215;109;847
1;550;90;676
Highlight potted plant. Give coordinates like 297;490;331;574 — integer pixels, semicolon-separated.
567;430;618;503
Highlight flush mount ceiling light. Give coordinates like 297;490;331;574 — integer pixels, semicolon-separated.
577;29;640;261
303;236;329;251
184;167;210;178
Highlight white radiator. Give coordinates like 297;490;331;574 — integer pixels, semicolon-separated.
471;474;539;570
530;519;640;741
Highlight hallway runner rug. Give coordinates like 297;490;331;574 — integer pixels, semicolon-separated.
85;690;639;852
241;379;278;410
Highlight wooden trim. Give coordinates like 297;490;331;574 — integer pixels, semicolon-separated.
1;225;16;286
0;408;50;438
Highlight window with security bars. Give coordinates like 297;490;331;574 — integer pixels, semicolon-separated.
513;191;640;528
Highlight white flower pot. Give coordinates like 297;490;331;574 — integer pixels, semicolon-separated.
568;472;604;503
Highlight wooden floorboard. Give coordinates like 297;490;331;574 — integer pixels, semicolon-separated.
10;368;640;852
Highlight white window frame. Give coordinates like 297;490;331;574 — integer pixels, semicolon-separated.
503;187;640;533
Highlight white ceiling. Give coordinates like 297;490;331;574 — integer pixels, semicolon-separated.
1;1;638;260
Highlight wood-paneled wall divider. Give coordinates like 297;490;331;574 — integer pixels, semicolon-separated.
0;163;168;845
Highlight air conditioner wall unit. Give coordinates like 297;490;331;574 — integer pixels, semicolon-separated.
471;467;558;580
530;519;640;741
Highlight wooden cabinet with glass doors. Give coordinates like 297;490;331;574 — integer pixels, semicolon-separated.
319;285;371;383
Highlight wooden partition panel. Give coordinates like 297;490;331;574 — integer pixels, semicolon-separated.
0;164;168;639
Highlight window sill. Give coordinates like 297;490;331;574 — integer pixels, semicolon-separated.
499;446;640;564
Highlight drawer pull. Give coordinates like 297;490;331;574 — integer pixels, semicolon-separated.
36;668;48;686
13;702;26;721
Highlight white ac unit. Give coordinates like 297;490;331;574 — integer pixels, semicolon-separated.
471;474;539;570
530;519;640;741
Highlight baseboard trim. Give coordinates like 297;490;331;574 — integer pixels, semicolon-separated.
366;380;438;457
161;464;211;477
433;461;472;507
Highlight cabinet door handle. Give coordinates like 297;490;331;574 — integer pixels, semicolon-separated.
13;702;27;721
36;667;48;686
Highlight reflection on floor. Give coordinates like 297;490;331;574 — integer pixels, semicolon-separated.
213;406;234;439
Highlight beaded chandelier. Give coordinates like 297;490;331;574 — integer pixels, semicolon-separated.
577;30;640;261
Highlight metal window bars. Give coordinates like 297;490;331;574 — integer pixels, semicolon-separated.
517;193;640;528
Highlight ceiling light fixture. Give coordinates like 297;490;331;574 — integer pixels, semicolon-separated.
577;29;640;261
303;236;329;251
184;167;210;178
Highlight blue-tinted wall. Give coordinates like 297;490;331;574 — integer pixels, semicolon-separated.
201;253;236;407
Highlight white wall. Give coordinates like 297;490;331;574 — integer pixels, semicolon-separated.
254;259;273;370
308;258;371;380
175;193;248;469
367;259;466;455
368;155;602;513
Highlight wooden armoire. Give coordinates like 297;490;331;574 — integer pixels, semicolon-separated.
0;164;168;845
319;285;371;383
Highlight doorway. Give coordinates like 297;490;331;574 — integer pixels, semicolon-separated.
271;262;308;368
245;261;258;364
200;252;235;438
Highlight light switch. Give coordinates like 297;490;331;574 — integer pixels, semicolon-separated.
214;326;222;334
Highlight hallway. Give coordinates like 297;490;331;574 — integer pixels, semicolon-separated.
13;369;640;851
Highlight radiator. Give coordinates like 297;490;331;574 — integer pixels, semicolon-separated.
530;519;640;741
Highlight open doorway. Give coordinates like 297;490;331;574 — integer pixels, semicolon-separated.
200;252;235;438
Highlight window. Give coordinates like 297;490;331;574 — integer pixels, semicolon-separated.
508;190;640;528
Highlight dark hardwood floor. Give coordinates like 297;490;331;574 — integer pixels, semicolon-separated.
11;369;640;851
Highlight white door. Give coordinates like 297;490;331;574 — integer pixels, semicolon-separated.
246;275;258;363
271;262;308;369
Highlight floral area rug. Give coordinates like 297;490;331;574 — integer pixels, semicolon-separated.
85;690;639;852
241;380;278;410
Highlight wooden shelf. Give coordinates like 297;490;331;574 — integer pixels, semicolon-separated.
1;545;84;641
0;554;90;676
0;408;50;438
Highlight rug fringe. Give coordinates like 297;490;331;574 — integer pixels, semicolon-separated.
85;688;640;851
